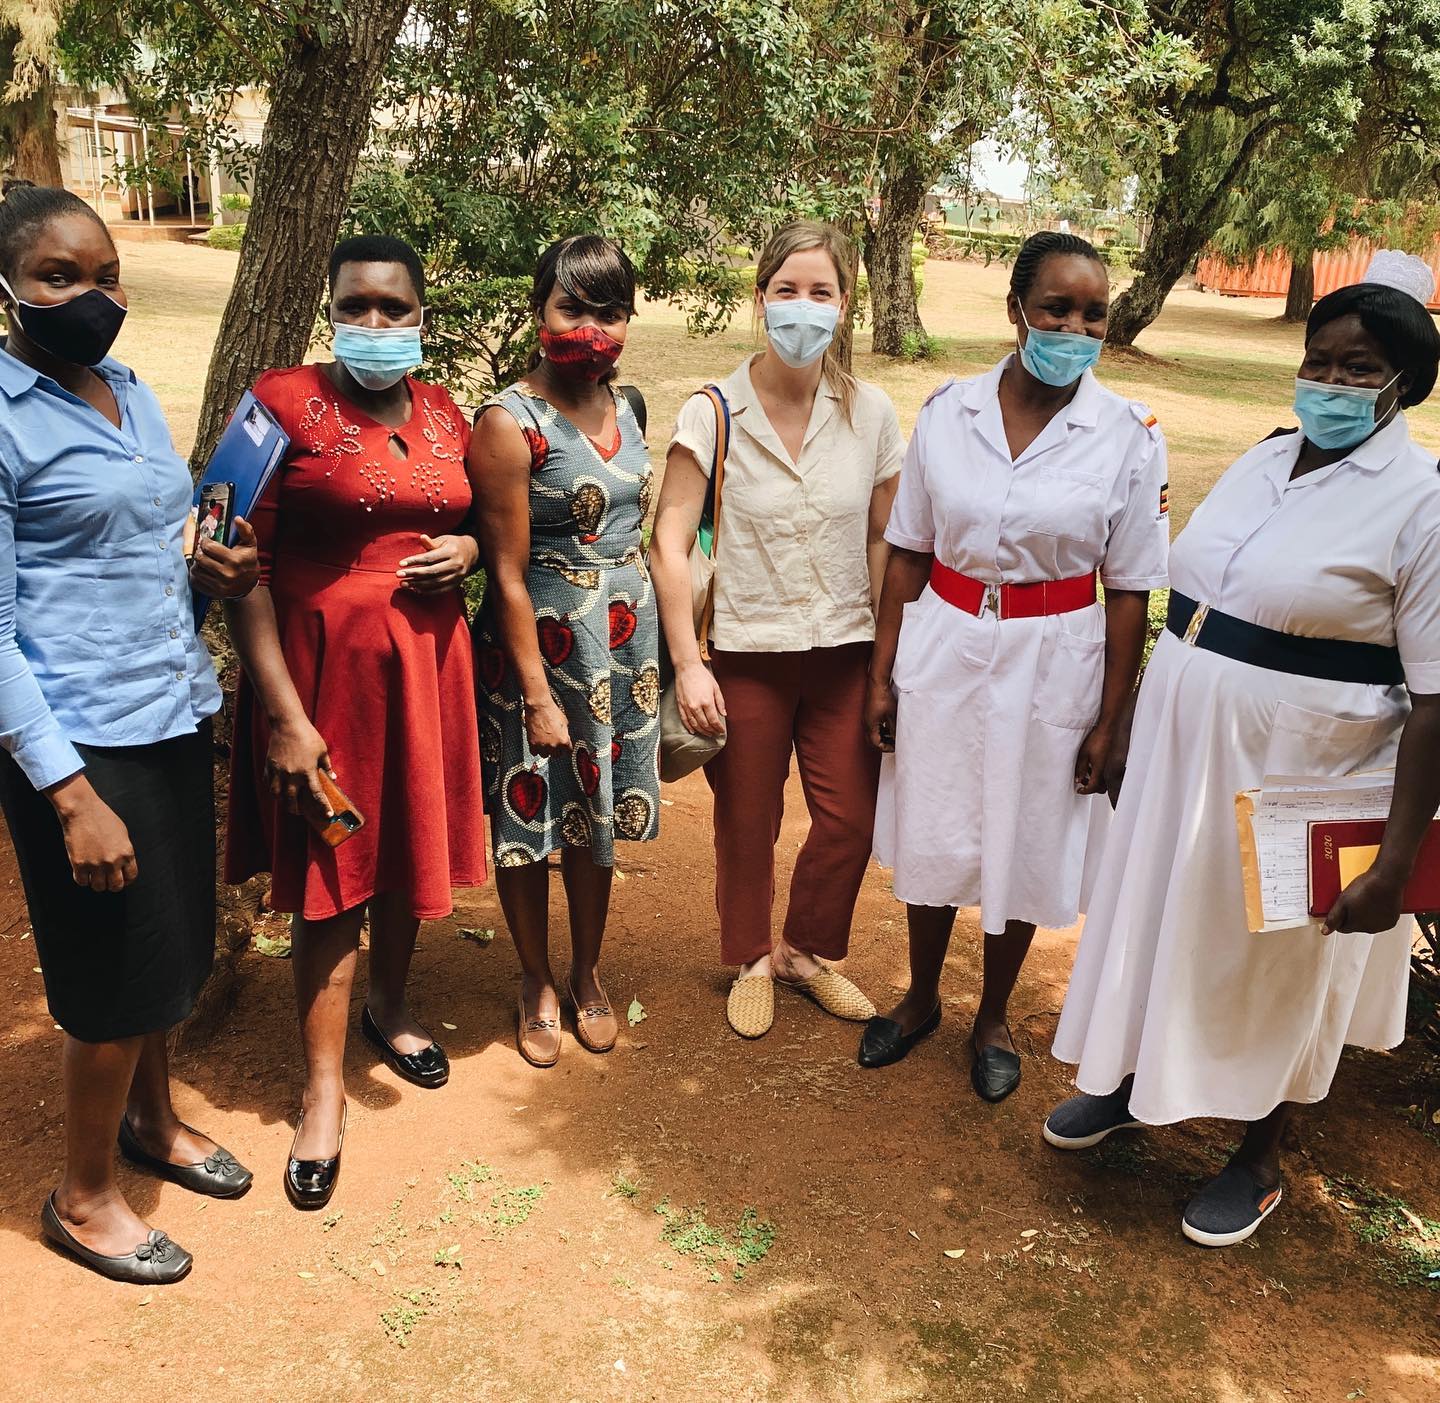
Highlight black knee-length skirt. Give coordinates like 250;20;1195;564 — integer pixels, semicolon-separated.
0;720;216;1043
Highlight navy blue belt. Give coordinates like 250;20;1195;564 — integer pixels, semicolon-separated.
1165;591;1404;687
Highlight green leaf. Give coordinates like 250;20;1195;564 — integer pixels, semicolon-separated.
627;998;646;1027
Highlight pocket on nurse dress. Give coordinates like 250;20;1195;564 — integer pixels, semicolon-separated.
1262;701;1397;778
1032;627;1105;730
1026;469;1108;544
893;591;988;693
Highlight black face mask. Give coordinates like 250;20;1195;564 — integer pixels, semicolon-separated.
0;276;127;367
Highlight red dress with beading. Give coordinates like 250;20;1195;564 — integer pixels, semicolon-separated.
224;365;487;919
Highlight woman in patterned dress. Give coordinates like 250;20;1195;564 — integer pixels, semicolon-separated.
471;235;660;1066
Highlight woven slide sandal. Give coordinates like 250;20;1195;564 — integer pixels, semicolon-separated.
777;964;876;1022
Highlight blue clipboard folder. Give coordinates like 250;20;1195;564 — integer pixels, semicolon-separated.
191;390;289;630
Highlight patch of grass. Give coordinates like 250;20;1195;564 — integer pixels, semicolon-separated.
653;1197;777;1282
379;1288;439;1348
488;1183;546;1230
1092;1135;1156;1176
433;1243;462;1269
446;1160;495;1202
610;1170;642;1201
1327;1176;1440;1289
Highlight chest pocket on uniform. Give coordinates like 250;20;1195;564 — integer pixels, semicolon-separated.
1026;468;1108;545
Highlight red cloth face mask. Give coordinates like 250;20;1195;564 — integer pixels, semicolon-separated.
539;323;623;379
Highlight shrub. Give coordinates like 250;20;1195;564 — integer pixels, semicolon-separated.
204;223;246;251
898;330;945;362
220;192;252;212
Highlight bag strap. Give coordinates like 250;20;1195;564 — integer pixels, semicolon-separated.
694;384;731;660
618;383;647;437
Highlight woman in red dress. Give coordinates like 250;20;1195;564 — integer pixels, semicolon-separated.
225;236;487;1209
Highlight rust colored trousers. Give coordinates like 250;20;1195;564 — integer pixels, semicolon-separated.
705;643;880;966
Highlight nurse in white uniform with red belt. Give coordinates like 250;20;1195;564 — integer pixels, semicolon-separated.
1046;252;1440;1248
862;232;1169;1102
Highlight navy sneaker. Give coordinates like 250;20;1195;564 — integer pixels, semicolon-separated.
1043;1088;1143;1150
1182;1164;1283;1247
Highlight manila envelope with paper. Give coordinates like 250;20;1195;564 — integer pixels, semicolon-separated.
1236;770;1440;931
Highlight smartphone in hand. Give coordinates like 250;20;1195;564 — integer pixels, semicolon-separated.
185;481;235;559
308;771;365;848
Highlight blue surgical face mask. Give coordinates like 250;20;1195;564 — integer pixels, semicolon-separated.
331;320;423;391
764;298;839;368
1293;373;1400;451
1016;307;1103;387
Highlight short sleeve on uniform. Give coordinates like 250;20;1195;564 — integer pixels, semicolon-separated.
1395;495;1440;693
668;392;720;481
1100;418;1170;591
883;417;934;553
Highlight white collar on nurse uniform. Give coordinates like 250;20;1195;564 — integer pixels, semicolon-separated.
1263;411;1412;494
960;353;1103;463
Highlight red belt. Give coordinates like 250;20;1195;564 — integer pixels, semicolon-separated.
930;560;1097;620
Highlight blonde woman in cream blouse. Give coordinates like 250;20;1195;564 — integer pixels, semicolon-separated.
649;219;903;1039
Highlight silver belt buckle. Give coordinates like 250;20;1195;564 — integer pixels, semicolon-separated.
1182;601;1210;645
982;583;1002;620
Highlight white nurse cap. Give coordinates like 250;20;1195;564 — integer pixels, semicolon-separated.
1362;249;1436;306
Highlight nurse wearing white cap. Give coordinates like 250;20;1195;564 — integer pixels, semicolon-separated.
1045;252;1440;1247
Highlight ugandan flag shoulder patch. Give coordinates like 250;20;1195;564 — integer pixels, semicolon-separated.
1143;413;1159;429
1159;481;1170;516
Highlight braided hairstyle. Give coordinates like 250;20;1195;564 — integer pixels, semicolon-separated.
1009;230;1105;303
0;180;110;289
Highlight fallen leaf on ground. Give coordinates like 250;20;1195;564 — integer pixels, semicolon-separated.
138;1295;152;1307
458;927;495;945
943;1249;965;1259
372;1259;386;1276
441;1022;457;1030
627;998;646;1027
613;870;627;882
1022;1242;1036;1252
1020;1229;1039;1238
254;934;291;959
908;1230;920;1240
297;1271;315;1280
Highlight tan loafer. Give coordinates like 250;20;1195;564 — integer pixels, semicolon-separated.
776;963;876;1022
726;973;774;1039
567;977;618;1053
516;989;561;1067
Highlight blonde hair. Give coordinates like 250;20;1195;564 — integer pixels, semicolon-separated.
754;219;858;425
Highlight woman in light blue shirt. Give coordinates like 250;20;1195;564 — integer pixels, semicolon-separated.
0;183;258;1285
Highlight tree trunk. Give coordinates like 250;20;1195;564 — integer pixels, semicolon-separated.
1283;252;1314;323
864;150;930;357
1106;114;1281;350
0;41;63;187
192;2;410;468
834;213;865;372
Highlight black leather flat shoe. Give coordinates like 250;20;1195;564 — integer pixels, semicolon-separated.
857;1003;941;1068
118;1117;253;1198
361;1005;449;1089
40;1194;192;1285
285;1106;345;1211
970;1034;1022;1103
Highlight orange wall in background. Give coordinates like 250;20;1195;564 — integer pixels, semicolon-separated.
1195;243;1440;311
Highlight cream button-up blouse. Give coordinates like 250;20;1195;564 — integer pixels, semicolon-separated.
667;358;904;653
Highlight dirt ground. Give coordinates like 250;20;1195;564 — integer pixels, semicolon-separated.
0;246;1437;1401
1;769;1437;1402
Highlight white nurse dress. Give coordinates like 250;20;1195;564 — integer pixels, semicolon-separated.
1053;414;1440;1125
873;357;1170;932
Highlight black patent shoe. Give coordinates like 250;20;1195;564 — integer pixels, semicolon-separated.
118;1117;254;1198
970;1030;1022;1103
40;1194;193;1285
361;1005;449;1089
285;1106;345;1211
857;1003;941;1068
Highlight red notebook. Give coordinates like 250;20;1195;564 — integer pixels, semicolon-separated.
1308;819;1440;916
